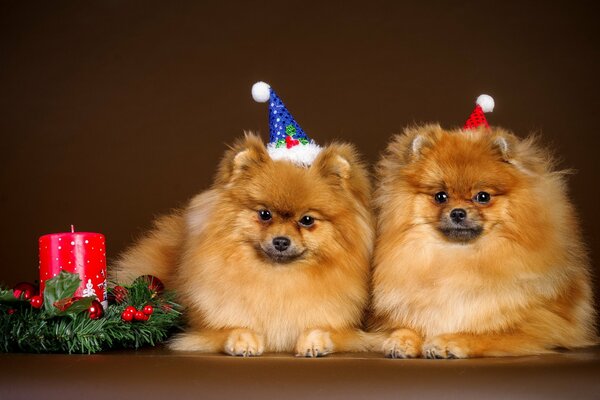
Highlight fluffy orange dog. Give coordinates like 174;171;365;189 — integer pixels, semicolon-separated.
371;124;597;358
113;134;374;356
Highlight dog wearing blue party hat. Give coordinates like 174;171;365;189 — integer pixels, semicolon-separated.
113;82;375;356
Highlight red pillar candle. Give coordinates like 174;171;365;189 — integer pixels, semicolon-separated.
39;225;107;308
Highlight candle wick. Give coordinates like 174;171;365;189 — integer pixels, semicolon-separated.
71;224;75;233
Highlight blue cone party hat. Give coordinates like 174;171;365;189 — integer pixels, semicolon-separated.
252;81;322;166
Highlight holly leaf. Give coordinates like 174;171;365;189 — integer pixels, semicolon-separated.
43;271;81;315
57;297;94;318
285;124;296;136
276;139;286;148
299;138;309;145
0;287;19;302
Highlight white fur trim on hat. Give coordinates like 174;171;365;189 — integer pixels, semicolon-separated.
267;141;322;167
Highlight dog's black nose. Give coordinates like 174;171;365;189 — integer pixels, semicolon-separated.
450;208;467;223
272;236;291;252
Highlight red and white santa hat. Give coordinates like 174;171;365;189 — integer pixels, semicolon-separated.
463;94;495;130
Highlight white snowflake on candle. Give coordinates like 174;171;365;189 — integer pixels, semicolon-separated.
82;279;96;297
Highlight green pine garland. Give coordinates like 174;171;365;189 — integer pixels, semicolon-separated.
0;272;182;354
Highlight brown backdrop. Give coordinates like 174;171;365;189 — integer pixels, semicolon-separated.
1;1;598;307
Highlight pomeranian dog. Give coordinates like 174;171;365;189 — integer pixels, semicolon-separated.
113;133;374;356
370;124;597;358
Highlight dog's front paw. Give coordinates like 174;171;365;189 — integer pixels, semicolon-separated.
382;328;422;359
295;329;334;357
224;328;265;357
423;334;471;359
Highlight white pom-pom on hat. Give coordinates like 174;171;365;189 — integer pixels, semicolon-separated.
476;94;495;113
252;81;271;103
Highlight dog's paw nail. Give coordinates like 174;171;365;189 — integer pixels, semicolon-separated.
295;329;333;358
382;330;422;359
224;329;264;357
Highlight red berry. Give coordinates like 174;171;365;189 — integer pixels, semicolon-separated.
13;282;37;300
142;305;154;315
134;310;148;321
30;295;43;309
125;306;137;315
121;310;134;322
7;308;16;315
88;300;104;320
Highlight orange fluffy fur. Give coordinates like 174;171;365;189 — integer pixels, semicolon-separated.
370;124;597;358
112;133;374;356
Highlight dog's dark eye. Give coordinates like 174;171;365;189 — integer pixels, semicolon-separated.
434;192;448;204
299;215;315;227
474;192;491;204
258;210;272;221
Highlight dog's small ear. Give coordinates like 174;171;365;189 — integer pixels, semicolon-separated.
490;129;549;175
310;143;371;207
492;133;513;162
410;135;427;159
312;146;352;181
215;132;270;184
396;124;442;163
311;143;371;205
